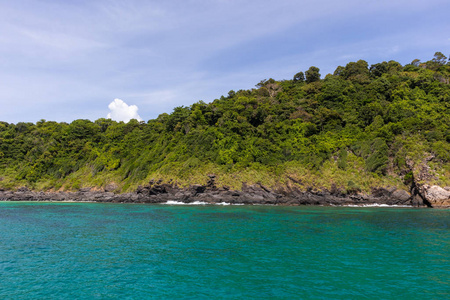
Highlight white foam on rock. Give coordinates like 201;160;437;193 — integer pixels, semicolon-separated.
344;204;411;207
164;201;208;205
164;201;245;206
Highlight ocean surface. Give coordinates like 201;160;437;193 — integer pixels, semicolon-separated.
0;202;448;299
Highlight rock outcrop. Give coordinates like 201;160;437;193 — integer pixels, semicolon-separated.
0;176;425;207
405;155;450;208
419;185;450;207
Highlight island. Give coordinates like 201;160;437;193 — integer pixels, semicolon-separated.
1;53;449;207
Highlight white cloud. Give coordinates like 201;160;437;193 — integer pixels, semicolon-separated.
107;98;142;123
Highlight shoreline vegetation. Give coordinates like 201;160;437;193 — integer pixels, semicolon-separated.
1;53;450;207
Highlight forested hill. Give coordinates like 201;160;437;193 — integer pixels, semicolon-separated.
1;52;449;193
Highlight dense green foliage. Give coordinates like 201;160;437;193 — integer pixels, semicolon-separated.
1;53;450;192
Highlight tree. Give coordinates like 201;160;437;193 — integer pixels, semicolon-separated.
293;71;305;82
166;106;191;132
432;52;447;66
67;119;99;140
342;60;369;83
411;59;421;67
305;66;320;83
387;60;402;73
333;66;344;76
256;78;275;88
370;62;388;77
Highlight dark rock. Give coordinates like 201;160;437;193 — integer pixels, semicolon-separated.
191;184;206;194
0;174;439;207
391;190;411;202
206;174;217;189
412;194;424;207
371;187;390;198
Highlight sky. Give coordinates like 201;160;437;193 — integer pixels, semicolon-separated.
0;0;449;123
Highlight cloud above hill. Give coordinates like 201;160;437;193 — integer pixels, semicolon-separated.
107;98;142;123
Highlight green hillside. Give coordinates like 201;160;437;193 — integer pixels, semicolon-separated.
1;52;449;193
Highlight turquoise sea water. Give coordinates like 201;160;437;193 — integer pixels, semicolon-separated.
0;202;448;299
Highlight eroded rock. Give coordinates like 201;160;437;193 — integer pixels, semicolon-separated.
420;185;450;207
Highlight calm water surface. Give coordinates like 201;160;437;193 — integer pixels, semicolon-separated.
0;202;448;299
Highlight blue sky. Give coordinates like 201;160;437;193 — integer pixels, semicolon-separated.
1;0;449;123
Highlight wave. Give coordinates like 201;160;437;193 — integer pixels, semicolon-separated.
164;201;245;206
343;204;412;207
164;200;208;205
163;201;411;207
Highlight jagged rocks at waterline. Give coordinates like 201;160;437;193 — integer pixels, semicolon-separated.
3;180;442;207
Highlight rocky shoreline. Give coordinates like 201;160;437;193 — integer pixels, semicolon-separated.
1;176;449;207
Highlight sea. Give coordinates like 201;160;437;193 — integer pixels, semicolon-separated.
0;202;448;299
